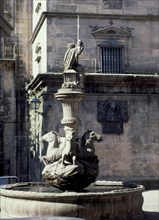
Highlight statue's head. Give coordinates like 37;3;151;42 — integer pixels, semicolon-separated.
41;130;59;142
64;127;77;141
77;39;83;46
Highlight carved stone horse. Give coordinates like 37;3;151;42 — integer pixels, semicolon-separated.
61;129;78;165
40;131;65;166
80;130;103;159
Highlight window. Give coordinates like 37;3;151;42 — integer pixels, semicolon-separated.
35;2;41;14
99;40;124;73
35;43;41;73
92;27;131;74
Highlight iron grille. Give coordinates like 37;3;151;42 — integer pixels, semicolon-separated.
100;46;123;73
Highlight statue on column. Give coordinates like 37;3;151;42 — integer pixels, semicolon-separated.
63;40;84;89
64;39;84;71
40;40;102;191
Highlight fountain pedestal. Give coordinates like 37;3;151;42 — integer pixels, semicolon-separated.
55;88;84;129
55;70;84;130
42;69;101;191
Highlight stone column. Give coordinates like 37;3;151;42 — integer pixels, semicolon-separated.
55;69;84;131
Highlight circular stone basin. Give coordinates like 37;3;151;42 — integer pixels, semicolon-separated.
0;181;144;220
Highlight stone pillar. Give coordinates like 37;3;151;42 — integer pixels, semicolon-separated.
55;69;84;131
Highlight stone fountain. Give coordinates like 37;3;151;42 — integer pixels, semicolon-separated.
0;40;144;220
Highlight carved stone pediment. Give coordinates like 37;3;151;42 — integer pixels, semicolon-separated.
92;27;131;39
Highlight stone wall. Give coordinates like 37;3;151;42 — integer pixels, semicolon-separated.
14;0;32;181
0;0;32;179
31;0;159;76
45;14;159;73
0;61;16;176
47;0;159;15
81;74;159;181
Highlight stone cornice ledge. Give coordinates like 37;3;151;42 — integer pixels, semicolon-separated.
26;73;159;94
26;73;63;92
30;11;159;44
85;73;159;85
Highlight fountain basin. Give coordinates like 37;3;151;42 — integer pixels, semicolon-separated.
0;181;144;220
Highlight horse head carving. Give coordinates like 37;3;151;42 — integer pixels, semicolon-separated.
80;130;103;158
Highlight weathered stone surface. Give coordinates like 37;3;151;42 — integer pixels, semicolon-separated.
45;13;159;74
102;0;123;9
0;182;144;220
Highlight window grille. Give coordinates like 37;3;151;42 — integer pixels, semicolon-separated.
100;46;123;73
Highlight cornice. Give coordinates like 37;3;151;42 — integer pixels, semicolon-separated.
26;72;159;95
92;27;131;39
30;11;159;44
85;73;159;84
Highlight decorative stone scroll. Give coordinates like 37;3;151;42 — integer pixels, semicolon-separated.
102;0;123;9
97;99;128;134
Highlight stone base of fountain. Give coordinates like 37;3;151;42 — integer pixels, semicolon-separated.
0;181;144;220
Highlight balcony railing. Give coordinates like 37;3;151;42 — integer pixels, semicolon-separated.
0;37;16;59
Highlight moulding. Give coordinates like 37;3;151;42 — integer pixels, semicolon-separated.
26;72;159;95
92;26;131;39
30;11;159;44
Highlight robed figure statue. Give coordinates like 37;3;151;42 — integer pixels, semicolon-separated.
64;39;84;71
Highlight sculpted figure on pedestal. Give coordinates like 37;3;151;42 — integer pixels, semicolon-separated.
64;39;84;71
62;40;84;89
61;128;78;165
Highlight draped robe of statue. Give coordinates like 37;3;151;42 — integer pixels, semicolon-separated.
64;40;84;71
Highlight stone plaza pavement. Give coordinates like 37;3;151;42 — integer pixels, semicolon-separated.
143;190;159;220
